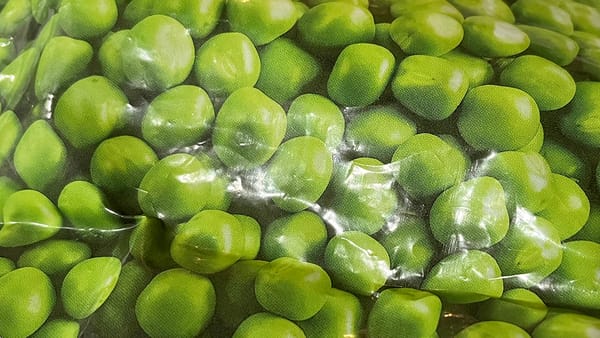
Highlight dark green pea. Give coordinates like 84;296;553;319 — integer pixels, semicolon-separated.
477;288;548;331
440;48;494;89
559;1;600;35
511;0;573;34
448;0;515;22
390;0;464;22
0;176;20;220
17;239;91;276
233;312;306;338
462;16;529;57
227;0;298;46
30;319;79;338
0;256;14;276
455;321;530;338
0;0;33;37
0;47;39;110
129;217;176;271
561;81;600;147
0;110;21;167
0;37;16;69
517;25;579;66
298;288;364;337
532;313;600;338
98;30;130;86
58;0;117;39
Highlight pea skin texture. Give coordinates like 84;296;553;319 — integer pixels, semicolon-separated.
561;81;600;147
226;0;298;46
58;0;117;40
17;239;91;276
461;16;530;57
98;30;130;86
517;24;580;67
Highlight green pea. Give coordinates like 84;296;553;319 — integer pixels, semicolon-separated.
461;16;529;57
392;133;468;201
0;110;21;167
0;47;40;110
477;289;548;331
98;30;130;86
571;30;600;50
54;75;128;149
212;87;287;169
298;288;364;337
137;153;214;223
17;239;91;276
558;1;600;35
368;288;441;338
0;176;20;220
392;55;468;120
390;0;464;22
573;202;600;243
286;93;345;150
0;256;14;276
511;0;573;35
517;25;579;67
58;0;117;39
261;211;327;263
0;0;33;37
30;319;79;338
390;11;464;56
440;48;494;89
122;15;194;91
561;81;600;147
490;213;562;288
195;32;260;97
226;0;297;46
266;136;333;212
34;36;93;100
344;105;416;162
232;312;306;338
233;215;261;260
0;267;55;338
517;123;544;153
256;37;322;104
0;37;16;69
0;189;62;247
136;268;216;338
129;217;176;271
255;256;331;320
448;0;515;22
171;209;245;274
532;313;600;338
455;321;530;338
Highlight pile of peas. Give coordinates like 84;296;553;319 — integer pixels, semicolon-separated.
1;0;600;337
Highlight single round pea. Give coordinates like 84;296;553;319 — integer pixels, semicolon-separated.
390;0;465;22
266;136;333;212
194;32;260;97
122;15;194;91
297;288;364;337
54;75;128;149
136;268;216;338
226;0;298;46
286;93;345;150
17;239;91;276
0;256;14;276
30;319;79;338
532;313;600;338
477;288;548;331
461;16;530;57
0;267;55;338
449;0;515;22
0;189;62;247
0;110;22;167
440;48;494;89
561;81;600;147
232;312;306;338
212;87;287;169
455;321;530;338
255;257;331;320
141;85;214;150
129;217;176;271
511;0;573;35
58;0;117;39
422;250;503;304
389;11;464;56
368;288;442;338
517;24;580;66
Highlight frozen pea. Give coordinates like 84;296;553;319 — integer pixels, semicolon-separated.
559;1;600;35
0;47;39;110
17;239;91;276
61;257;121;319
390;0;464;22
136;268;216;338
234;215;261;260
368;288;441;338
490;213;562;288
226;0;298;46
266;136;333;212
256;38;322;104
517;25;579;67
440;48;494;89
0;110;21;167
142;85;214;150
0;189;62;247
58;0;117;39
297;288;364;337
261;211;327;263
13;120;66;192
390;11;464;56
511;0;573;35
171;210;245;274
0;37;16;69
286;93;345;150
392;55;468;120
98;30;129;86
457;85;540;151
30;319;79;338
0;267;55;338
138;153;214;223
449;0;515;22
392;133;468;201
455;321;530;338
561;81;600;147
233;312;306;338
129;217;176;271
212;87;287;169
461;16;529;57
0;176;19;220
532;313;600;338
477;289;548;331
195;32;260;97
517;123;544;153
54;76;128;149
344;105;416;162
255;257;331;320
122;15;194;91
422;250;503;304
0;256;14;276
573;202;600;243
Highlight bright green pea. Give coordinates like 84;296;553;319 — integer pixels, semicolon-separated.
286;93;345;150
422;250;503;304
0;256;14;276
559;1;600;35
455;321;530;338
297;288;363;337
58;0;117;39
392;133;468;201
0;176;19;220
138;153;213;223
136;268;216;338
532;313;600;338
440;48;494;89
573;202;600;243
0;47;39;110
448;0;515;22
490;213;562;288
461;16;530;57
255;256;331;320
477;288;548;331
171;209;245;274
195;32;260;97
561;81;600;147
98;30;129;86
517;25;579;66
390;0;464;22
344;105;416;162
511;0;573;35
256;37;322;104
212;87;287;169
390;11;464;56
122;15;194;91
392;55;468;120
234;215;261;260
17;239;91;276
0;189;62;247
54;75;128;149
129;217;176;271
30;319;79;338
233;312;306;338
0;38;16;69
457;85;540;151
0;110;21;167
368;288;441;338
0;267;55;338
226;0;297;46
